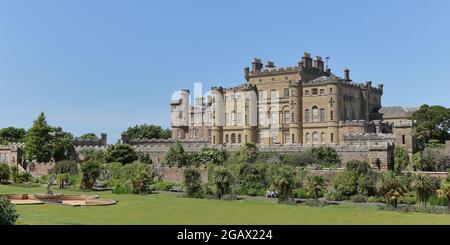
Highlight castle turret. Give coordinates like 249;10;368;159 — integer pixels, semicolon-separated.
288;80;303;144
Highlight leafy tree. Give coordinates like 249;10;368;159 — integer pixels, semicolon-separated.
0;127;26;145
79;161;101;190
131;167;153;194
80;148;106;163
0;196;19;225
51;160;79;175
24;112;53;162
412;144;450;171
52;130;76;162
311;146;341;167
212;167;234;199
80;133;98;140
306;175;326;201
0;164;10;183
198;148;228;165
376;171;406;208
56;173;69;188
412;104;450;144
436;181;450;211
281;150;315;166
122;124;172;140
394;146;410;172
411;175;435;206
271;165;295;203
105;144;138;164
183;167;202;198
164;140;187;167
332;160;377;197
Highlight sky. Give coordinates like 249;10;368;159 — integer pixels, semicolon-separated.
1;0;450;143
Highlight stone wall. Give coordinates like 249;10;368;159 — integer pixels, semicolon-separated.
153;166;208;183
27;163;54;176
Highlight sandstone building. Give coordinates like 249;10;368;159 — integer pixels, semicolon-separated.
171;52;413;152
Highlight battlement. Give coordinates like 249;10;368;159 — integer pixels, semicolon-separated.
73;133;107;147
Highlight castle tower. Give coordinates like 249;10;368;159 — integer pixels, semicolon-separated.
210;87;224;144
171;89;190;140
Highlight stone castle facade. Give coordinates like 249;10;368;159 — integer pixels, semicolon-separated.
171;52;415;154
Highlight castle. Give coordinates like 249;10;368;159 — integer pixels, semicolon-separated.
171;52;415;156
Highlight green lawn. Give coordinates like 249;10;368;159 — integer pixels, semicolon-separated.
1;185;450;225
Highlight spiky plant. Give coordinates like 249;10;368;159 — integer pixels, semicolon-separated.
411;175;435;206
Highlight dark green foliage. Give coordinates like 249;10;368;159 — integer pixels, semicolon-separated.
106;162;154;194
0;164;10;183
0;196;18;225
412;143;450;171
131;167;153;194
122;124;171;140
80;148;106;163
325;188;346;201
271;165;295;203
79;161;101;190
376;171;406;208
183;167;203;198
56;173;69;188
80;133;98;140
350;194;368;203
164;140;187;167
280;150;315;166
51;160;78;175
393;145;410;172
24;112;53;162
153;181;175;191
211;166;234;199
235;163;271;196
305;175;326;201
105;144;138;164
227;143;257;165
332;160;377;198
52;130;76;162
137;152;153;165
0;127;26;145
411;174;435;206
311;146;341;167
10;166;31;184
411;104;450;144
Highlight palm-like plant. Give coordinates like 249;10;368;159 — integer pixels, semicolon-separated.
411;175;435;206
436;182;450;211
376;171;405;208
213;167;233;199
306;175;326;201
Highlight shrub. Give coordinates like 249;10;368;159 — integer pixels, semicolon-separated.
427;193;448;206
332;171;357;197
436;181;450;210
394;146;410;172
111;179;132;194
79;161;101;190
399;192;417;205
51;160;78;175
304;199;329;207
293;188;311;199
212;167;234;199
39;175;49;184
305;175;326;201
271;166;295;203
411;174;435;206
311;146;341;167
325;189;346;201
79;148;106;163
153;181;175;191
10;167;32;184
56;173;69;188
350;194;368;203
183;168;203;198
164;140;187;167
234;163;271;196
0;164;10;183
131;168;153;194
281;150;315;166
105;144;138;164
376;171;406;208
0;196;19;225
368;196;385;203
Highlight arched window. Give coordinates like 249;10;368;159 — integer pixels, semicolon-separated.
231;133;236;144
330;133;334;143
330;111;334;121
312;106;318;122
292;134;295;143
313;131;318;144
238;134;242;143
320;108;325;122
321;132;325;144
213;136;216;144
306;133;310;144
231;111;236;125
245;135;248;143
225;134;229;143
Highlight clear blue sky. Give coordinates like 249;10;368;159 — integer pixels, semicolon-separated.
1;0;449;143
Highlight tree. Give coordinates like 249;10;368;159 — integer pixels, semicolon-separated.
0;196;19;225
436;181;450;211
52;130;76;162
122;124;172;140
131;167;153;194
306;175;326;201
411;175;435;206
183;167;202;198
271;165;295;203
311;146;341;167
394;146;410;172
376;171;406;208
24;112;53;162
80;148;106;163
213;167;233;199
0;127;26;145
412;104;450;144
79;161;101;190
80;133;98;140
51;160;79;175
0;164;10;183
164;140;187;167
56;173;69;188
412;143;450;171
105;144;138;165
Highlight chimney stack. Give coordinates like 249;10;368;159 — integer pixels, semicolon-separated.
266;61;275;68
313;56;324;72
251;58;263;71
244;67;250;81
344;68;350;81
301;52;313;70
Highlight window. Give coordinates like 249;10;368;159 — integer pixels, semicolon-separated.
283;88;289;98
259;132;264;144
330;111;334;121
231;112;236;126
306;133;310;144
259;112;265;125
312;106;319;122
225;113;229;125
313;131;318;144
213;136;216;144
231;133;236;144
271;111;277;124
330;133;334;143
305;90;310;96
245;135;248;143
312;88;318;95
271;90;277;99
237;112;242;125
284;111;290;123
329;88;333;94
402;135;406;144
270;131;277;143
285;133;290;144
225;134;229;143
321;132;325;144
320;89;324;95
291;113;294;122
292;134;295;143
320;108;325;122
238;134;242;143
305;109;310;122
258;90;264;100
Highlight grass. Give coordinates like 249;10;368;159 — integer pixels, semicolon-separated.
2;185;450;225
